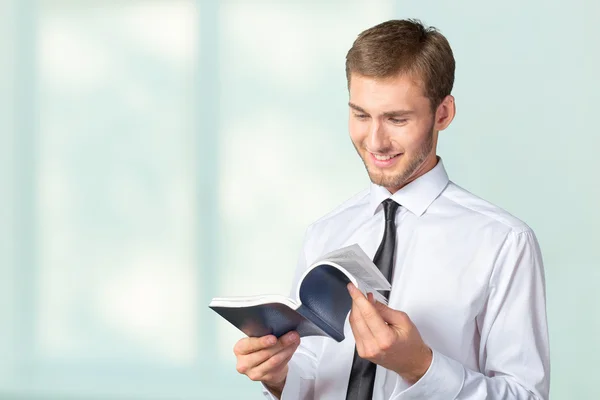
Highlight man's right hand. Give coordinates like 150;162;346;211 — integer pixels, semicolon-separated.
233;331;301;397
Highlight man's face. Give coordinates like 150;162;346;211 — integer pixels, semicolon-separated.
348;73;441;193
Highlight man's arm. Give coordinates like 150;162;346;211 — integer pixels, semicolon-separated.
260;339;319;400
260;227;322;400
387;229;550;399
263;382;284;399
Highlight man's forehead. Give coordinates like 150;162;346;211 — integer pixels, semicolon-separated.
348;73;428;112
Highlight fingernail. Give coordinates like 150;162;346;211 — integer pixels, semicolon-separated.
266;336;276;345
286;332;299;344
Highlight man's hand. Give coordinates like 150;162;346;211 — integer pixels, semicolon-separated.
347;283;433;384
233;331;300;397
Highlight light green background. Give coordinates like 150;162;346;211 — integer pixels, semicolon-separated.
1;0;598;399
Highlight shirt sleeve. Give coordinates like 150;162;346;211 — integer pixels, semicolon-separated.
389;229;551;400
261;227;321;399
261;343;319;399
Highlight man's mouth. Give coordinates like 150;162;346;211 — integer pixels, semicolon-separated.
368;151;403;168
371;153;401;161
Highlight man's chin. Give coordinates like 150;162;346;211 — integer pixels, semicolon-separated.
367;170;404;189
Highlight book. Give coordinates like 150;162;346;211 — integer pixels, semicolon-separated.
209;244;391;342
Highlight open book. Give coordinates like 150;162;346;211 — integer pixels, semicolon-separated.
209;244;390;342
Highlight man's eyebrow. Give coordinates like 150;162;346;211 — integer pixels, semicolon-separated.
348;102;368;114
382;109;414;118
348;102;414;117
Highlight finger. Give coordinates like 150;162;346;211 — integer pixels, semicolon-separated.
350;301;385;359
348;298;376;345
240;331;299;369
249;339;300;381
258;331;299;361
234;335;277;356
374;301;410;326
234;331;297;356
348;308;365;354
347;284;389;337
236;331;299;376
367;292;377;305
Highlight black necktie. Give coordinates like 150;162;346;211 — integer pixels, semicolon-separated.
345;198;399;400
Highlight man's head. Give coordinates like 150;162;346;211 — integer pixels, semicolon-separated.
346;19;456;193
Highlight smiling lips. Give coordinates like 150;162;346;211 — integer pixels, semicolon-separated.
369;152;402;168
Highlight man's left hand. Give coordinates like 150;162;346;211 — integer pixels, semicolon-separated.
347;282;433;384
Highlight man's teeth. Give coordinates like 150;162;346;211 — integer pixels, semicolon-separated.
373;153;399;161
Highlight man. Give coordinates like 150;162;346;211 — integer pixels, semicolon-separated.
233;19;550;399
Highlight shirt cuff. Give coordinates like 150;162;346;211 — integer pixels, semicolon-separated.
261;383;279;400
261;357;315;400
390;349;464;400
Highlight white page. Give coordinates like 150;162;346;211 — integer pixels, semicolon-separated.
210;294;299;310
315;244;391;291
354;277;389;305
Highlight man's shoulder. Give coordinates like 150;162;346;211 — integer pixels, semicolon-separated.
306;187;370;233
441;181;532;235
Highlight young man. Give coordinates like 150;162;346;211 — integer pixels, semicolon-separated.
233;19;550;400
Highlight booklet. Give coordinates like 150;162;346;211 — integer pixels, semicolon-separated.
209;244;390;342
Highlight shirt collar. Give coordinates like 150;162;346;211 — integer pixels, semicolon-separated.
368;157;450;217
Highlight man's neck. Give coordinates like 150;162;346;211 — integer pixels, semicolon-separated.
385;154;439;194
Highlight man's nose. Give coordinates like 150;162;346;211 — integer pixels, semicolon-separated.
366;118;390;151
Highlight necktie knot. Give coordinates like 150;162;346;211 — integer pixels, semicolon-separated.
382;198;399;222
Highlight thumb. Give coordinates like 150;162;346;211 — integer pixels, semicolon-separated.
374;301;409;326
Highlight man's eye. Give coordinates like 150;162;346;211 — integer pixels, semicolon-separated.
390;118;407;124
354;114;369;120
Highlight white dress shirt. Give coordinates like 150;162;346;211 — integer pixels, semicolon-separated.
263;159;550;400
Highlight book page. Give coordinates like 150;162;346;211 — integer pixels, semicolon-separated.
355;279;388;305
209;294;299;310
315;244;391;291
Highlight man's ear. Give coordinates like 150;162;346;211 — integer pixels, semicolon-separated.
434;95;456;131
